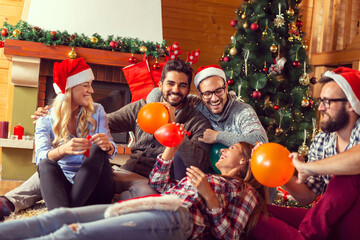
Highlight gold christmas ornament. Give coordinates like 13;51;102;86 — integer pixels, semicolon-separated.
270;44;278;53
288;36;294;42
301;98;310;107
298;144;309;157
139;45;147;53
243;21;248;29
229;47;238;56
299;73;310;85
287;8;295;16
68;48;77;59
275;127;284;135
12;29;21;37
241;13;246;19
90;37;98;44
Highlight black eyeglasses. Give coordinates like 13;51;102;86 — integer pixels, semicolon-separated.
316;98;348;109
200;85;226;100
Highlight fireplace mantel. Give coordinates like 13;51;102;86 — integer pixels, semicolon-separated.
3;39;161;67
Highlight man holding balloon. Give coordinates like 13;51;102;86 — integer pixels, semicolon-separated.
253;67;360;240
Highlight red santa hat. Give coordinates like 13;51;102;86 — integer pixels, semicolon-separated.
53;58;94;100
323;67;360;115
194;65;226;89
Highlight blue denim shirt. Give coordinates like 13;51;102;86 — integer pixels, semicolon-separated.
35;103;116;183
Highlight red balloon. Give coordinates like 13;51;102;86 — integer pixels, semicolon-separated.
137;103;169;134
251;143;294;187
154;123;184;147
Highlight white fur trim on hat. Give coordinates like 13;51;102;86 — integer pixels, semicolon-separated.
324;70;360;115
53;68;94;94
194;66;226;89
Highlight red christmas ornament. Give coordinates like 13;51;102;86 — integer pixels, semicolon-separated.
128;56;137;64
109;41;117;49
1;28;8;37
0;41;4;48
218;57;223;63
223;56;231;62
230;19;237;27
296;20;303;28
227;78;234;86
308;99;313;107
166;46;172;52
153;62;160;70
292;60;300;68
50;31;57;39
262;67;268;73
252;90;261;99
250;22;259;31
156;45;160;48
274;105;280;110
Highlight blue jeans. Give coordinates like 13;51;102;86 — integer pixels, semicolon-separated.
0;204;193;240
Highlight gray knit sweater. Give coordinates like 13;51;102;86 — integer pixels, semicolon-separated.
147;88;268;147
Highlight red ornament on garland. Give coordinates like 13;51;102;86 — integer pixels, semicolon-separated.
223;56;231;62
292;60;300;68
250;22;259;31
274;105;280;110
230;19;237;27
252;90;261;99
109;41;117;49
308;99;313;108
0;41;4;48
50;31;57;39
227;78;234;86
262;67;268;73
218;57;223;63
153;62;160;70
1;28;8;37
129;55;137;64
296;20;303;28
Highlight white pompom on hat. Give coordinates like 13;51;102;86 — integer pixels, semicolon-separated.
194;64;226;89
323;67;360;115
53;57;94;100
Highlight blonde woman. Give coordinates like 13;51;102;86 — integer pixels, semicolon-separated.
35;58;116;210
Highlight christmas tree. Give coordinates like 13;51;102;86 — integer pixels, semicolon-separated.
221;0;317;155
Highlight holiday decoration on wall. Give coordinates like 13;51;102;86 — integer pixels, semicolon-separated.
0;21;167;58
221;0;317;153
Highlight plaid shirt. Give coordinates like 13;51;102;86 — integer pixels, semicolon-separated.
305;118;360;195
149;155;258;240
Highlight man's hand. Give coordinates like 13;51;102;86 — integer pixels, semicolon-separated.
161;102;175;123
198;129;218;144
289;152;314;184
31;105;50;124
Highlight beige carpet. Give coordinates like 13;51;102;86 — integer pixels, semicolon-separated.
4;200;47;222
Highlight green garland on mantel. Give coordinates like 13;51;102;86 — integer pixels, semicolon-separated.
0;20;168;58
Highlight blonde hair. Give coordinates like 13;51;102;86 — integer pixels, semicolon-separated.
51;88;96;147
224;142;268;238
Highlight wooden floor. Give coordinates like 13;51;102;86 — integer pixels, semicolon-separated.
0;180;24;195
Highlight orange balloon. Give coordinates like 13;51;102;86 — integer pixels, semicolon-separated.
137;102;170;134
251;142;294;187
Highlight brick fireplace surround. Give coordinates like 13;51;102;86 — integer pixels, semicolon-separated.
1;39;163;179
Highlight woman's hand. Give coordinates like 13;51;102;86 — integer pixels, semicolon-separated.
186;166;220;209
91;133;113;153
61;137;91;155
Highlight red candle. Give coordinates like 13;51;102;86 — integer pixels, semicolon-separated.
14;124;24;140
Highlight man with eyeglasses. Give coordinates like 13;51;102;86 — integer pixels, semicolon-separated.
253;67;360;240
148;65;268;180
